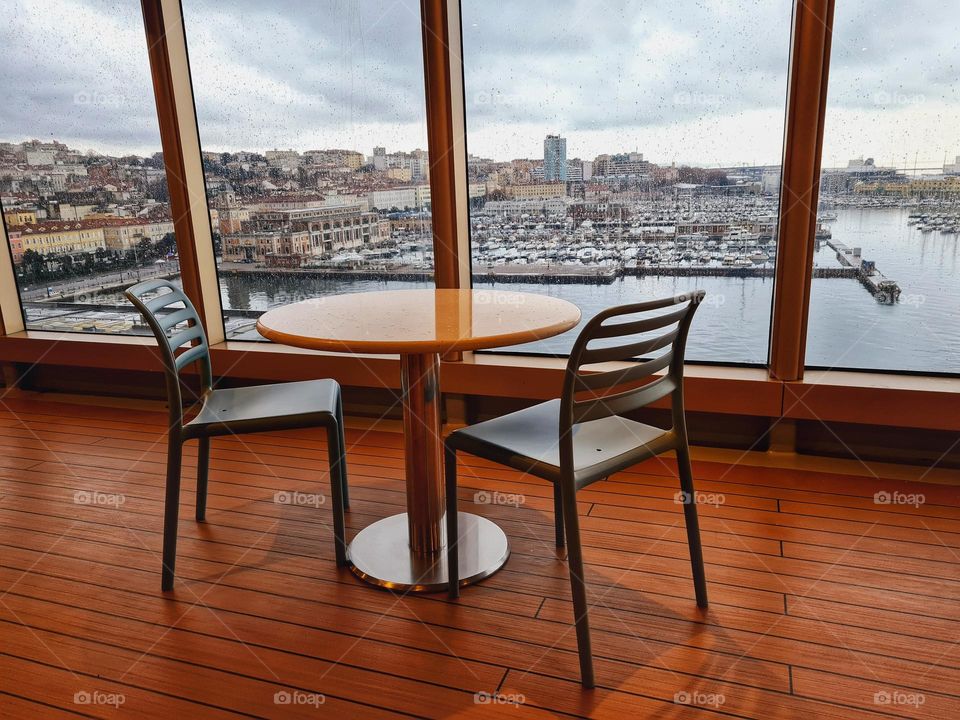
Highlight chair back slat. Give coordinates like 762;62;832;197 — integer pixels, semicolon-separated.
144;290;186;314
174;343;208;373
127;278;170;296
581;327;678;365
124;280;213;425
158;307;196;333
167;324;205;352
560;291;704;432
573;375;676;424
590;305;688;339
574;350;673;392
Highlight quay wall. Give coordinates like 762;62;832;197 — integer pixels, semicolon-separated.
45;263;862;304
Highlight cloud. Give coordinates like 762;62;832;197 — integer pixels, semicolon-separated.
0;0;165;155
181;0;429;151
0;0;957;167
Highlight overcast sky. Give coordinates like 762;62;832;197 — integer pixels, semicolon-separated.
1;0;958;170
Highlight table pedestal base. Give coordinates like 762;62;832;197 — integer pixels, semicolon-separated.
348;512;509;593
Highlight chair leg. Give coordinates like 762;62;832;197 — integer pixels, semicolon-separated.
195;437;210;522
161;437;183;592
677;442;708;608
445;444;460;598
326;422;349;568
553;482;565;548
560;479;595;688
335;394;350;510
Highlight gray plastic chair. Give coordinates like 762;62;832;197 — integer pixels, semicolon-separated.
444;291;708;688
125;279;349;591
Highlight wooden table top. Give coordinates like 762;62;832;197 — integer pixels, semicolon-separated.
256;288;581;354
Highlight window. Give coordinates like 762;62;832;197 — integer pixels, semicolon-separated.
181;0;434;341
461;1;793;362
0;1;181;335
806;0;960;373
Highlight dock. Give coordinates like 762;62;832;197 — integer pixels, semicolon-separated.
823;239;901;303
217;263;856;286
42;258;884;309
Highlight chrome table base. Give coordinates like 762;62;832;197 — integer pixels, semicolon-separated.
346;352;511;593
348;512;510;593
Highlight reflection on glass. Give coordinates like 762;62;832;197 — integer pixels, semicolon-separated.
807;1;960;373
0;1;181;335
461;0;793;363
181;0;434;341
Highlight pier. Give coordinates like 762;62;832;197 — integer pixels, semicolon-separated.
823;239;901;303
215;263;857;286
40;258;880;311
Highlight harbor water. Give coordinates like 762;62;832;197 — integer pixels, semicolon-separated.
218;207;960;374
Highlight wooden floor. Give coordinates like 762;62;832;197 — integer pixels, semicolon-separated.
0;393;958;718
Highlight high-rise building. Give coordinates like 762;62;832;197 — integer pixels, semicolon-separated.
372;146;387;171
543;134;567;182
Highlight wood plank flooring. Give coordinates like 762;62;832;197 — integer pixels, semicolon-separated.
0;393;957;718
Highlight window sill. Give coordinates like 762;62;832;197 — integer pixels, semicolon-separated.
2;331;958;429
785;369;960;431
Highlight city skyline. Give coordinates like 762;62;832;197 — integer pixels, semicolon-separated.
4;136;958;177
0;1;958;168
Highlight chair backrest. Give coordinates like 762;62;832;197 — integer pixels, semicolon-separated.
560;291;704;433
124;279;213;426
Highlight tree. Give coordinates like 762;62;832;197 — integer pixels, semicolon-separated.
137;237;154;262
21;249;47;282
157;232;177;257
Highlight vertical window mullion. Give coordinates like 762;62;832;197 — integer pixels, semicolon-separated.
421;0;470;291
142;0;225;344
0;220;24;335
769;0;835;380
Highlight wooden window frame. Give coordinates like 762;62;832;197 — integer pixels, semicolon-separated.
769;0;835;381
142;0;225;343
0;219;23;335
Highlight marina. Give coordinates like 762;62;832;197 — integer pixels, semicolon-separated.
18;203;960;372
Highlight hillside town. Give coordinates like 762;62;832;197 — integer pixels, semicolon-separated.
3;135;960;330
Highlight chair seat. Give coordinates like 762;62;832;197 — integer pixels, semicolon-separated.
448;398;676;485
184;379;340;437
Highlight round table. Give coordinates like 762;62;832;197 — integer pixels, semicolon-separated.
257;288;580;592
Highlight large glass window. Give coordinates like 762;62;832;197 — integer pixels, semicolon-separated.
806;1;960;373
181;0;434;341
0;1;181;335
461;1;793;362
